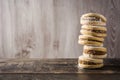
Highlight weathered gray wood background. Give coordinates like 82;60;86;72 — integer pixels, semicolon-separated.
0;0;119;58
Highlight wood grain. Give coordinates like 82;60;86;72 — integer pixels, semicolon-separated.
0;58;120;73
0;58;119;80
0;0;120;58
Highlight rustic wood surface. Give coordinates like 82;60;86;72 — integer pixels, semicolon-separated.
0;0;120;58
0;58;119;80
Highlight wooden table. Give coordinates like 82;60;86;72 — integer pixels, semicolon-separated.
0;58;119;80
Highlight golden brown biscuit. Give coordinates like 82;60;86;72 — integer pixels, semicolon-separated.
78;35;104;46
80;13;107;26
83;45;107;59
80;25;107;37
78;56;103;69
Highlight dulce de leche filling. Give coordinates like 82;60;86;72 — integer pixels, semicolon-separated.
80;38;103;43
82;28;106;34
84;49;106;55
80;60;101;65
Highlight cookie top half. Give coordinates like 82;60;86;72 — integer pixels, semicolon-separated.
80;13;107;26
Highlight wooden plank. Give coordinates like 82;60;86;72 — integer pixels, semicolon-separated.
0;74;120;80
0;0;120;58
0;59;119;80
0;74;119;80
0;58;119;74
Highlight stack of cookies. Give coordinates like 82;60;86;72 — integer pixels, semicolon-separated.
78;13;107;69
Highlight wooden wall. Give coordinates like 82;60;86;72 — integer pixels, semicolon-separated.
0;0;120;58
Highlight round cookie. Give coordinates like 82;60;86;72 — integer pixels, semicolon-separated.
80;13;107;26
83;45;107;59
78;56;103;69
80;25;107;37
78;35;104;46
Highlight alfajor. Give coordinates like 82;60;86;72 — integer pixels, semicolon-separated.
83;45;107;59
80;13;107;26
78;56;103;69
78;35;104;46
80;25;107;37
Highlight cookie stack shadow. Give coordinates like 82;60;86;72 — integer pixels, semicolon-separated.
78;13;107;69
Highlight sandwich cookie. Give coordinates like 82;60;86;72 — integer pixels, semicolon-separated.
78;35;104;46
80;13;107;26
80;25;107;37
78;56;103;69
83;45;107;59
